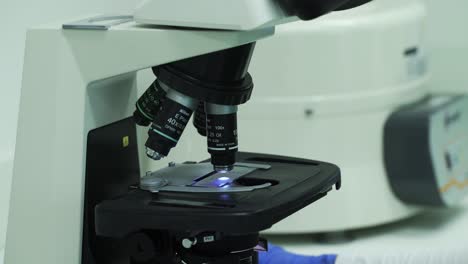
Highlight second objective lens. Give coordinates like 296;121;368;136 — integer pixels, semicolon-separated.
145;87;198;160
205;104;239;172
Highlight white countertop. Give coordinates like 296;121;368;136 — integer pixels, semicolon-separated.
267;199;468;263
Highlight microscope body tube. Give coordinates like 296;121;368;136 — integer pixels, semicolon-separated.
145;82;199;160
206;103;239;172
140;43;256;164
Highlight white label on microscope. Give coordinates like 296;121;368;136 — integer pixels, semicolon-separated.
203;236;215;243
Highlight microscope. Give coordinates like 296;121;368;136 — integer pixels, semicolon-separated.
6;0;372;263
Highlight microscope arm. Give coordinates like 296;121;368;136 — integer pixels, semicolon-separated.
5;22;272;264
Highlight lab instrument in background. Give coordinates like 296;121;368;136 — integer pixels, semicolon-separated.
243;0;468;233
5;0;372;263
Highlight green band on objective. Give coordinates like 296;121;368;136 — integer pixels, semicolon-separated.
136;102;153;120
153;129;178;143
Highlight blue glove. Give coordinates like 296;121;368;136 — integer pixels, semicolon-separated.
259;244;337;264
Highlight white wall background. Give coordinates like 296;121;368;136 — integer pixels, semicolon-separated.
0;0;140;260
424;0;468;93
0;0;468;262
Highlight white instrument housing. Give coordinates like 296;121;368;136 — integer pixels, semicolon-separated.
246;0;429;233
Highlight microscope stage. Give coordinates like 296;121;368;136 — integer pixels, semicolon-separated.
140;162;275;193
95;153;341;237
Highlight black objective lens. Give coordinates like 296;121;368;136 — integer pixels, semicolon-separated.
133;80;167;126
193;102;207;136
206;104;238;172
145;89;198;160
